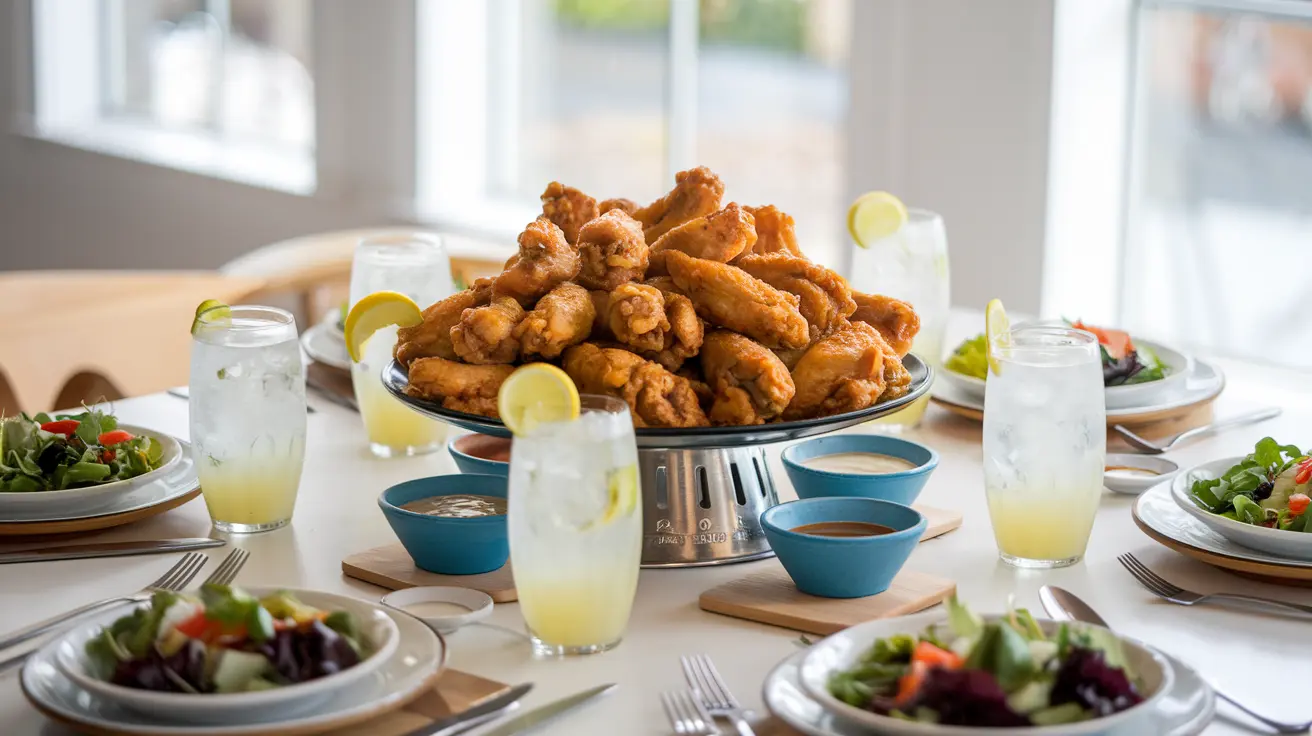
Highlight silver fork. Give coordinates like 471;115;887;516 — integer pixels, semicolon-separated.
1119;553;1312;617
0;551;207;653
681;654;756;736
203;548;250;587
662;691;720;735
1112;408;1280;454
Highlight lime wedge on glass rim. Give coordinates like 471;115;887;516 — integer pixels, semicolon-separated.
191;300;231;335
985;298;1011;376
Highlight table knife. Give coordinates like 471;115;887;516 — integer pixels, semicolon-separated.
406;683;532;736
466;683;616;736
0;538;224;565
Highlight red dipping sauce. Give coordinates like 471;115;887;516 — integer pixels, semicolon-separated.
453;434;511;462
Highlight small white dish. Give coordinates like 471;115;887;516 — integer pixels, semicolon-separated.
300;317;351;371
1171;458;1312;561
381;587;494;634
764;635;1214;736
0;426;182;518
53;588;400;725
21;603;445;735
1104;454;1179;496
797;613;1172;735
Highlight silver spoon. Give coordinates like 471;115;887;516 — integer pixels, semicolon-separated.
1112;407;1281;454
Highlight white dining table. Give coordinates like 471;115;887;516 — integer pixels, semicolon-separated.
3;317;1311;735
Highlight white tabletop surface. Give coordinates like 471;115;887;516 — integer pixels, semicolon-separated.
3;318;1311;735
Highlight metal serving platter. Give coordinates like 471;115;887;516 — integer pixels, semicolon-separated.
381;354;932;449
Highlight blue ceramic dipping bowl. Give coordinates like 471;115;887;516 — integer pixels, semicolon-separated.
447;434;511;477
782;434;938;506
379;474;508;575
761;498;926;598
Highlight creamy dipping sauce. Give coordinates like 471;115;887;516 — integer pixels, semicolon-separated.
790;521;896;538
802;452;918;475
400;601;473;618
1105;466;1160;478
401;494;508;518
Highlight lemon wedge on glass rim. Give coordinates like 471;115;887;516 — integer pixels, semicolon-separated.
343;291;423;363
848;191;908;248
985;298;1011;376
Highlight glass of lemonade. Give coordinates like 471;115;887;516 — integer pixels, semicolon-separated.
983;324;1106;568
190;306;306;533
849;209;950;430
350;232;453;458
508;395;642;657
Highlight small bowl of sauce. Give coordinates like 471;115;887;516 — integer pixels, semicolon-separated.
379;474;509;575
761;498;927;599
782;435;939;506
1103;454;1178;496
448;434;512;477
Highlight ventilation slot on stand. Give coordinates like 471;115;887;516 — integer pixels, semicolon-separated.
696;466;711;509
753;456;768;496
730;463;747;506
655;466;669;510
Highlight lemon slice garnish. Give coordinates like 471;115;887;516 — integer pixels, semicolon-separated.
985;298;1011;376
344;291;423;363
496;363;580;436
191;300;231;335
848;191;908;248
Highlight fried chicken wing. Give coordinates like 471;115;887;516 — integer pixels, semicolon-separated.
648;203;757;272
513;282;594;359
735;253;856;342
590;285;701;370
650;292;703;371
850;292;921;358
395;279;493;365
700;331;795;425
405;358;515;417
494;217;580;305
598;198;639;216
575;209;648;290
605;283;669;352
450;296;525;364
633;166;725;243
662;250;809;349
736;205;802;258
784;321;891;421
562;343;709;428
771;347;807;372
540;181;598;245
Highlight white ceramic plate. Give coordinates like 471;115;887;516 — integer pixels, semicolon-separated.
939;340;1191;410
765;640;1213;736
1136;481;1312;571
796;613;1171;735
300;318;350;371
22;604;444;735
934;360;1224;421
1170;458;1312;561
0;441;199;524
53;589;400;725
0;426;182;518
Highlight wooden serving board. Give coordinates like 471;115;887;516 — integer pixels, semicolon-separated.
698;504;962;635
0;488;201;538
342;545;517;602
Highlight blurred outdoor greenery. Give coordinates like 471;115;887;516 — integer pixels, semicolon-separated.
554;0;807;53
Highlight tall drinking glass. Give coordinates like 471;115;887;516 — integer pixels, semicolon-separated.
508;396;642;656
349;232;453;457
190;306;306;533
983;325;1106;568
850;209;950;430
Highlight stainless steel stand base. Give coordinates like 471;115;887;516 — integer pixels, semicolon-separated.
639;444;780;568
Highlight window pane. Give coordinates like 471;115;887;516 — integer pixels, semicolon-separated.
1123;5;1312;367
696;0;850;265
505;0;670;201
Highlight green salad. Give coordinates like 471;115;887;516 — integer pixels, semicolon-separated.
1188;437;1312;532
0;408;164;492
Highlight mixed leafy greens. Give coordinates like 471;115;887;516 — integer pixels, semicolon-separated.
945;321;1168;387
1188;437;1312;532
85;585;367;694
944;334;988;380
827;596;1144;727
0;408;164;492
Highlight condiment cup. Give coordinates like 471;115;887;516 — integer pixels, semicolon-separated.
781;434;938;505
379;474;508;575
760;498;926;599
446;434;511;477
380;587;493;634
1103;454;1178;496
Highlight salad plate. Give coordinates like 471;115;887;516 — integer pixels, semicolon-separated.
53;588;400;724
1171;453;1312;561
764;644;1213;736
300;316;350;371
21;599;446;735
0;441;198;526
